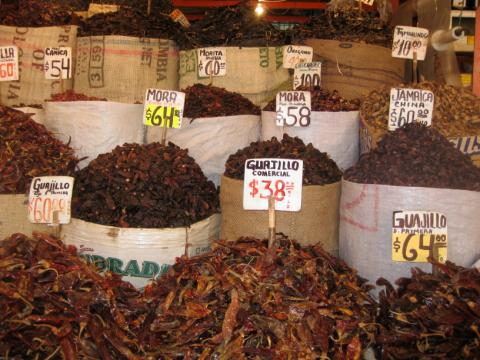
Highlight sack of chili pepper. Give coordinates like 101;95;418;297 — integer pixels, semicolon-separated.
45;90;145;168
262;87;361;171
221;134;343;254
61;142;220;288
147;84;261;185
340;123;480;287
12;103;44;124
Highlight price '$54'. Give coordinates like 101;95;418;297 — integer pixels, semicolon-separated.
44;47;72;79
276;91;311;127
28;176;74;225
243;158;303;212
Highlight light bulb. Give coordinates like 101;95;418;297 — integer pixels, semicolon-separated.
255;3;265;16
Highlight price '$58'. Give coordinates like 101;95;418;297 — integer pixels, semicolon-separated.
276;91;311;127
243;158;303;212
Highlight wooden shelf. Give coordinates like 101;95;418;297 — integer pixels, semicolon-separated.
454;42;475;52
451;10;476;18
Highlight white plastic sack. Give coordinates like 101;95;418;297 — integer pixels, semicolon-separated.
179;47;290;106
74;36;179;103
0;25;77;106
44;101;144;168
261;110;359;170
339;180;480;288
147;115;260;185
60;214;221;288
13;106;45;125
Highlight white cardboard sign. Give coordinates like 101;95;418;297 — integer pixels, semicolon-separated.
276;91;312;127
388;88;434;130
283;45;313;69
44;47;72;79
392;26;429;61
0;46;19;81
197;47;226;77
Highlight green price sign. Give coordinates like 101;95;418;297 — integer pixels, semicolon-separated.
144;104;181;128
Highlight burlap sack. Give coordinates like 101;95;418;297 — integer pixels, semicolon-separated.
0;194;51;240
220;176;341;255
0;25;77;106
304;39;405;100
359;114;480;166
61;214;220;288
179;47;290;106
74;36;179;103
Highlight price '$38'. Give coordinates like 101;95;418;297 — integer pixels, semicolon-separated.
243;158;303;212
28;176;74;225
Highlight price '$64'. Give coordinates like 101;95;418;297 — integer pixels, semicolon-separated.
143;89;185;128
243;158;303;212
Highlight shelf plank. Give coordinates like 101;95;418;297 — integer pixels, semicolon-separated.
473;6;480;96
451;9;476;18
454;42;475;52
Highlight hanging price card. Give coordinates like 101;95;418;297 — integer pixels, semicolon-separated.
0;46;19;81
392;26;429;60
392;211;447;263
197;47;226;77
359;0;375;5
28;176;74;224
44;47;72;79
293;61;321;89
143;89;185;128
170;9;191;28
243;158;303;211
388;88;434;130
276;91;311;127
283;45;313;69
87;3;120;16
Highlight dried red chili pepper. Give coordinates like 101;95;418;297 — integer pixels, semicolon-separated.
0;105;79;194
142;236;378;358
49;90;107;102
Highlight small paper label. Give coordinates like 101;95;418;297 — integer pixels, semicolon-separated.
143;89;185;128
170;9;191;28
88;3;120;16
276;91;311;127
44;47;72;79
359;0;375;5
0;46;19;81
392;211;447;263
28;176;74;224
243;158;303;211
197;47;226;77
293;61;321;89
392;26;429;60
283;45;313;69
388;88;434;130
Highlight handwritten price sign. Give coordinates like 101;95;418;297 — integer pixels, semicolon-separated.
28;176;74;224
243;158;303;211
293;61;321;89
276;91;311;127
0;46;19;81
143;89;185;128
388;88;434;130
392;26;429;61
392;211;447;263
197;47;226;77
283;45;313;69
44;47;72;79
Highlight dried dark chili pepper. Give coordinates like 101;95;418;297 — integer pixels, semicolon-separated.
0;232;148;359
0;1;80;26
142;236;378;358
72;142;219;228
49;90;107;102
344;123;480;191
224;134;342;185
183;84;260;119
0;105;79;194
375;261;480;359
263;86;361;112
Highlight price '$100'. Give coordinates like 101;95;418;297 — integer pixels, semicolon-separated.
276;91;311;127
243;158;303;212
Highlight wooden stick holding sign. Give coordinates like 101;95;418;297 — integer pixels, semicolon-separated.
268;196;276;248
50;210;61;238
431;242;441;277
147;0;152;16
413;51;418;85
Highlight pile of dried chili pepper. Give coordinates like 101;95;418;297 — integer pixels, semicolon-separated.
375;261;480;359
0;105;79;194
263;86;361;112
0;0;80;26
142;236;378;358
72;142;219;228
224;134;342;185
49;90;107;102
183;84;260;119
0;232;148;359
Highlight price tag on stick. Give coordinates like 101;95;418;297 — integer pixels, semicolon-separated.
243;158;303;212
276;91;311;127
44;47;72;79
197;47;226;77
143;89;185;128
283;45;313;69
28;176;74;225
388;88;434;130
392;211;447;263
0;46;19;81
392;26;429;61
293;61;321;89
